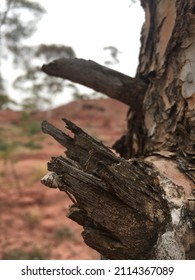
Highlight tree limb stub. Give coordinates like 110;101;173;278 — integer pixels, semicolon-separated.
41;119;171;259
41;58;148;107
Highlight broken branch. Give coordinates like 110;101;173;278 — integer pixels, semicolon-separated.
41;58;147;107
41;119;170;259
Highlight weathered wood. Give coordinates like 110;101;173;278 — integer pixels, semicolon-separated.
137;0;195;157
41;119;195;259
41;119;171;259
40;0;195;260
41;58;147;108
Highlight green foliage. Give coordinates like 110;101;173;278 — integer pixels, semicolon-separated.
0;123;42;163
1;1;78;111
0;139;9;151
0;0;45;105
1;0;45;62
35;44;76;62
2;247;49;260
13;44;76;111
72;92;89;100
0;92;17;109
72;91;106;101
0;138;20;160
22;211;41;229
26;121;41;136
24;140;42;149
0;171;6;177
54;226;75;241
103;46;121;65
20;110;30;122
19;112;41;136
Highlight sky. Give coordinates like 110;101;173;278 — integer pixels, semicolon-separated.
5;0;145;108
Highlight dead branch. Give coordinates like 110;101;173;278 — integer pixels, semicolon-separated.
41;58;147;107
41;119;170;259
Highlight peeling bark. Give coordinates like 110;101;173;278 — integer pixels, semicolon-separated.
40;0;195;259
137;0;195;159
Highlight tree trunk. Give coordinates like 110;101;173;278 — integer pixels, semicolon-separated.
41;0;195;259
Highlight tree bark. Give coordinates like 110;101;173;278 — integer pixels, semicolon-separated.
41;118;195;259
40;0;195;259
41;119;171;259
137;0;195;159
41;58;147;108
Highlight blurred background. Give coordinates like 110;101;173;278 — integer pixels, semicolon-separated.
0;0;144;259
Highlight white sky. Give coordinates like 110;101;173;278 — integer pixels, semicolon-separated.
6;0;145;108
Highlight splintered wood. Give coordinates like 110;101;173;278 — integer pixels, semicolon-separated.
41;119;170;259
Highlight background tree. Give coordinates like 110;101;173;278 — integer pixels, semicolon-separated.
13;44;76;111
103;46;121;65
0;0;76;110
0;0;45;103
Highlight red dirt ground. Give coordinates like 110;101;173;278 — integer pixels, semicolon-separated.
0;98;128;260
